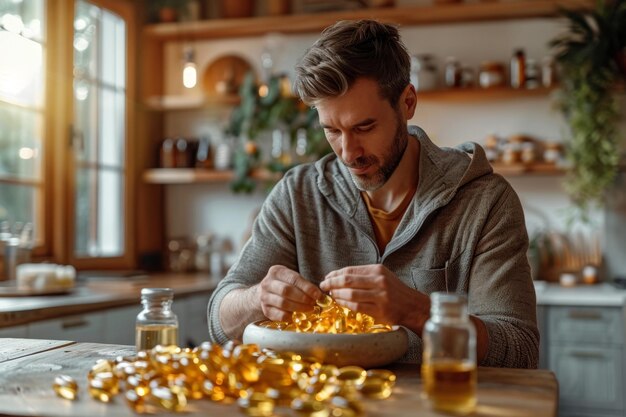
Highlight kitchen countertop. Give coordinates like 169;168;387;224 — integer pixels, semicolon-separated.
534;281;626;307
0;338;558;417
0;273;220;328
1;274;623;329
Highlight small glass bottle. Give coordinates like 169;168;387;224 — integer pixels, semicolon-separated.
510;48;526;89
422;292;477;415
135;288;179;351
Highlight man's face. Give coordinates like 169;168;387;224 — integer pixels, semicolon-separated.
315;78;410;191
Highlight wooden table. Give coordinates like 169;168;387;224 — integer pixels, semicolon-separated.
0;338;558;417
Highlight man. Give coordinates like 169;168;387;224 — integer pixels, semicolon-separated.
207;20;538;368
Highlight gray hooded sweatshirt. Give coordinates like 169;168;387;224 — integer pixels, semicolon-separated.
207;125;539;369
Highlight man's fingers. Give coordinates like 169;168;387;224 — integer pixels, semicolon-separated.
329;288;380;303
271;265;323;301
262;292;320;314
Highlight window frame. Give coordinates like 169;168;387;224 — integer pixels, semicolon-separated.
45;0;137;269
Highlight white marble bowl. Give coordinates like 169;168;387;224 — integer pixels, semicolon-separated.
242;321;409;368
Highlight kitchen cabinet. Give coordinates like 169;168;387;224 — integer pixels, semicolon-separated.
542;305;626;417
104;305;140;345
0;325;28;338
28;312;107;343
174;293;212;348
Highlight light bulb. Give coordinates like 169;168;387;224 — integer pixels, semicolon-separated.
182;47;197;89
183;61;197;89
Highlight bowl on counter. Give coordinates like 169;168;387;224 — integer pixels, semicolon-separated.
242;320;409;368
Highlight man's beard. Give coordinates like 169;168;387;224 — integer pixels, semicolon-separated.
343;115;408;192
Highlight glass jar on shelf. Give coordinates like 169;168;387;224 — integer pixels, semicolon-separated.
411;54;438;92
478;61;505;89
444;56;462;88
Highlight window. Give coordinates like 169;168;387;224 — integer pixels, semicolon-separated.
72;0;127;258
0;0;135;269
0;0;45;248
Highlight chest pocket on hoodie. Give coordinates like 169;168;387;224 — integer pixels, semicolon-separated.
409;250;465;294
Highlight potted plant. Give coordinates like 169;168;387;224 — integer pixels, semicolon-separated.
550;0;626;219
147;0;190;23
226;72;329;193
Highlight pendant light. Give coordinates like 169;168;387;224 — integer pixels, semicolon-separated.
182;46;197;89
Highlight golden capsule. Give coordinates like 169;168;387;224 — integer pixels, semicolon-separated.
151;385;187;412
237;391;275;417
53;375;78;400
88;377;114;403
330;395;364;416
337;366;366;386
366;369;396;387
125;388;147;414
317;294;334;308
291;396;331;417
357;376;392;399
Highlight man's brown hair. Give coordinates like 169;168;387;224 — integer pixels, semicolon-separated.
293;19;411;107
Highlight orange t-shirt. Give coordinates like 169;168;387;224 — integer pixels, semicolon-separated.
362;188;416;253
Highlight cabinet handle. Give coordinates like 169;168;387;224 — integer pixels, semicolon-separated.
61;318;89;329
570;351;605;359
567;310;602;320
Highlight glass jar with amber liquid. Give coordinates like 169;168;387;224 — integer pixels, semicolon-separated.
422;292;477;415
135;288;179;351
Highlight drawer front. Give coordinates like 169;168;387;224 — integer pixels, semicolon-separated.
105;306;139;346
549;344;623;411
0;325;28;338
548;306;624;345
28;312;106;343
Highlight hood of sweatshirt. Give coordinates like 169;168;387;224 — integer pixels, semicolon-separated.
314;125;494;257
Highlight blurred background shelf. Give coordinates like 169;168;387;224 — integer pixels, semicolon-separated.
417;86;556;102
144;163;565;185
143;0;594;42
492;163;566;176
143;169;279;184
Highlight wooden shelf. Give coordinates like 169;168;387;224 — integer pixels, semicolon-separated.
144;163;564;185
143;0;593;42
492;162;565;176
144;94;240;111
143;168;279;184
417;86;556;102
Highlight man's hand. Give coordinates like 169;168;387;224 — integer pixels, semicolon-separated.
258;265;323;322
320;264;430;332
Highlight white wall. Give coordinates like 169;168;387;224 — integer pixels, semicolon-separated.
160;16;606;252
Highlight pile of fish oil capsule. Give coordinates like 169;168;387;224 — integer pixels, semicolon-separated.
259;294;393;334
53;341;397;416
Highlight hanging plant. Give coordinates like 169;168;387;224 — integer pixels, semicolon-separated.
226;72;329;193
550;0;626;218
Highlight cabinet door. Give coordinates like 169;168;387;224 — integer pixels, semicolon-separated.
28;312;106;343
548;306;623;345
184;294;211;348
537;305;547;369
0;325;28;338
174;294;211;348
105;305;139;346
549;344;623;412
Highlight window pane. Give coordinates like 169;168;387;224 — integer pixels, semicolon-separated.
0;182;38;225
74;166;92;255
0;101;42;180
74;167;123;257
99;86;124;167
0;0;45;42
73;0;126;259
98;168;123;255
74;79;97;163
0;30;44;107
73;1;98;80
